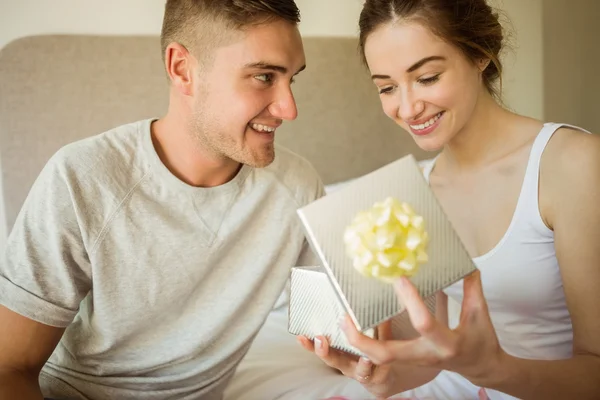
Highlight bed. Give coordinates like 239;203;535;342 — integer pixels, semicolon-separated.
0;34;436;400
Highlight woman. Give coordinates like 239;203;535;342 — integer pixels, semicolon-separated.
298;0;600;399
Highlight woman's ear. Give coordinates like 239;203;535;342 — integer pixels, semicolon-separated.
478;58;491;72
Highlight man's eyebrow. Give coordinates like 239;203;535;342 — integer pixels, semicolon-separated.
244;62;306;75
370;55;446;80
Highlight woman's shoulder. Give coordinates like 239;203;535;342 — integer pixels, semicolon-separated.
540;123;600;227
544;124;600;168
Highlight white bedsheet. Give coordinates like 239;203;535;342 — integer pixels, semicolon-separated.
222;298;502;400
223;307;373;400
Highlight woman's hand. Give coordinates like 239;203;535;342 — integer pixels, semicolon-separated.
297;321;396;400
340;271;507;388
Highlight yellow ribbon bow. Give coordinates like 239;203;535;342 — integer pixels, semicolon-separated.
343;197;429;283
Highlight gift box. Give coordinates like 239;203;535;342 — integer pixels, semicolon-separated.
289;155;476;345
288;266;436;356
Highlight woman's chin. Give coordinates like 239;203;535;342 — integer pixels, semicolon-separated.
400;124;448;153
413;135;446;153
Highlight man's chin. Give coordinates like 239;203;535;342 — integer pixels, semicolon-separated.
247;155;275;168
239;150;275;168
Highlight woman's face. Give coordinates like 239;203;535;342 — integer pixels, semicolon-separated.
364;21;487;151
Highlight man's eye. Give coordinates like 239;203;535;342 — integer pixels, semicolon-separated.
255;74;273;83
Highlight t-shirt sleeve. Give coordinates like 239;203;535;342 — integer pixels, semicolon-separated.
0;152;92;327
272;164;325;311
295;238;319;267
294;161;324;268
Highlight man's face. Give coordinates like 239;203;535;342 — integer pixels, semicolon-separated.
190;19;305;168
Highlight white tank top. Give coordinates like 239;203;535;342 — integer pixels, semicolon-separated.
420;123;588;399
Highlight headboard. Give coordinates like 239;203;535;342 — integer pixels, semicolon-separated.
0;35;432;234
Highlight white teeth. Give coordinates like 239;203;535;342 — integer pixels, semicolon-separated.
409;112;442;130
250;123;275;133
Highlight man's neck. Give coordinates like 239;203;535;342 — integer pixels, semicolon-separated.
151;116;242;188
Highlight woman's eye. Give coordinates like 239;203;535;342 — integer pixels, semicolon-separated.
417;74;441;85
379;86;394;95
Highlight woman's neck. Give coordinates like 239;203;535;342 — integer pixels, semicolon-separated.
441;91;519;172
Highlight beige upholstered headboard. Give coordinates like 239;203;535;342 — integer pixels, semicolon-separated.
0;34;432;234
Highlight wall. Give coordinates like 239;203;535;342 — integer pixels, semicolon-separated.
543;0;600;133
0;0;364;50
491;0;544;120
0;0;165;51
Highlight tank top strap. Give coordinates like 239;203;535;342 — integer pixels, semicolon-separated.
520;122;591;232
421;154;440;183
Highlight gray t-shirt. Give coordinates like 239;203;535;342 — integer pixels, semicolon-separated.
0;119;324;400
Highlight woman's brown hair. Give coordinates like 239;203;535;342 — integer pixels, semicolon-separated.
359;0;506;98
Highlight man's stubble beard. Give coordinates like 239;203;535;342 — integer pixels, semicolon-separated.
190;101;276;169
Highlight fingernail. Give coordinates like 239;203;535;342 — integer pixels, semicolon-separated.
395;277;407;288
314;337;322;349
395;277;409;294
360;356;372;365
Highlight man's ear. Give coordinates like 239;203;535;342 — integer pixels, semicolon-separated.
164;42;195;96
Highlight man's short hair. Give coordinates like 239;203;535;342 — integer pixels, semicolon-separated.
160;0;301;66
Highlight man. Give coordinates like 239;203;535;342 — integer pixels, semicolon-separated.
0;1;323;399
